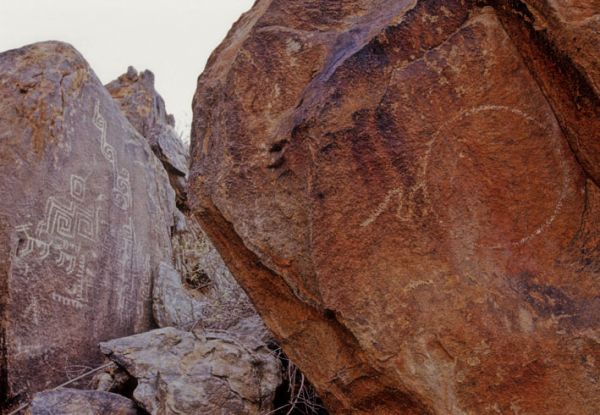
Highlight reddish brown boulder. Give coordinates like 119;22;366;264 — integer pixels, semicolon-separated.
106;67;189;209
190;1;600;413
0;42;175;407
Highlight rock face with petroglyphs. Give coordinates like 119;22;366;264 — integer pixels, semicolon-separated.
0;41;175;405
107;67;189;209
190;0;600;413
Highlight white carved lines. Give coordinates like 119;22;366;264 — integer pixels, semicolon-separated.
93;101;132;211
15;224;50;260
361;188;403;227
360;183;428;227
70;174;86;202
15;174;98;309
362;105;569;248
23;297;41;325
51;292;84;309
13;102;148;319
93;101;150;322
114;217;142;323
37;194;98;244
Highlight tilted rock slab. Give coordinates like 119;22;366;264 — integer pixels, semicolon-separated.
106;67;189;209
100;327;281;415
190;0;600;413
0;42;175;404
27;389;139;415
159;216;272;340
152;261;270;341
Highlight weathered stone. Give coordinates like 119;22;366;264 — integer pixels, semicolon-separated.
167;218;266;335
152;260;273;341
27;389;139;415
153;261;202;328
0;42;175;405
107;67;189;209
496;0;600;187
190;1;600;414
91;362;137;397
99;327;281;415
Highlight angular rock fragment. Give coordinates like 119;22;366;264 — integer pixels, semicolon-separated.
106;67;189;209
190;1;600;413
28;389;139;415
100;327;281;415
0;41;175;404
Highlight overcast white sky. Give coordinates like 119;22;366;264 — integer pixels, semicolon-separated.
0;0;254;137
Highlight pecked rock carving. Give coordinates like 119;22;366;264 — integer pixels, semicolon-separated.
190;1;600;414
0;41;175;407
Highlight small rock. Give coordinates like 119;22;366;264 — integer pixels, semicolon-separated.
28;389;139;415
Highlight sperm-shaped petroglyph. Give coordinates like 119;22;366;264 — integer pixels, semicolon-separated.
362;105;570;248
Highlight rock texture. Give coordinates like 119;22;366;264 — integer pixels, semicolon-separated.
165;218;269;338
0;42;175;405
100;327;281;415
28;389;139;415
152;261;268;337
190;1;600;414
107;67;189;209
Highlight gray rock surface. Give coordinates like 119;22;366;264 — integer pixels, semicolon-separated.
152;261;201;328
106;67;188;208
167;219;268;336
0;41;175;402
28;389;139;415
100;327;281;415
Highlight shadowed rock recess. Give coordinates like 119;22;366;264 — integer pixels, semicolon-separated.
190;1;600;414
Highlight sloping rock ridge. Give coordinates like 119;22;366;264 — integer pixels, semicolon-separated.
0;41;175;405
190;0;600;414
107;67;189;209
167;217;269;336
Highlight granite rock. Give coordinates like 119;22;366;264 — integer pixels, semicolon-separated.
28;389;139;415
190;1;600;413
0;41;175;405
100;327;281;415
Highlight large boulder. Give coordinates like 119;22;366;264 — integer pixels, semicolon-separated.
190;1;600;414
99;327;281;415
0;42;175;405
28;389;139;415
106;67;189;209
